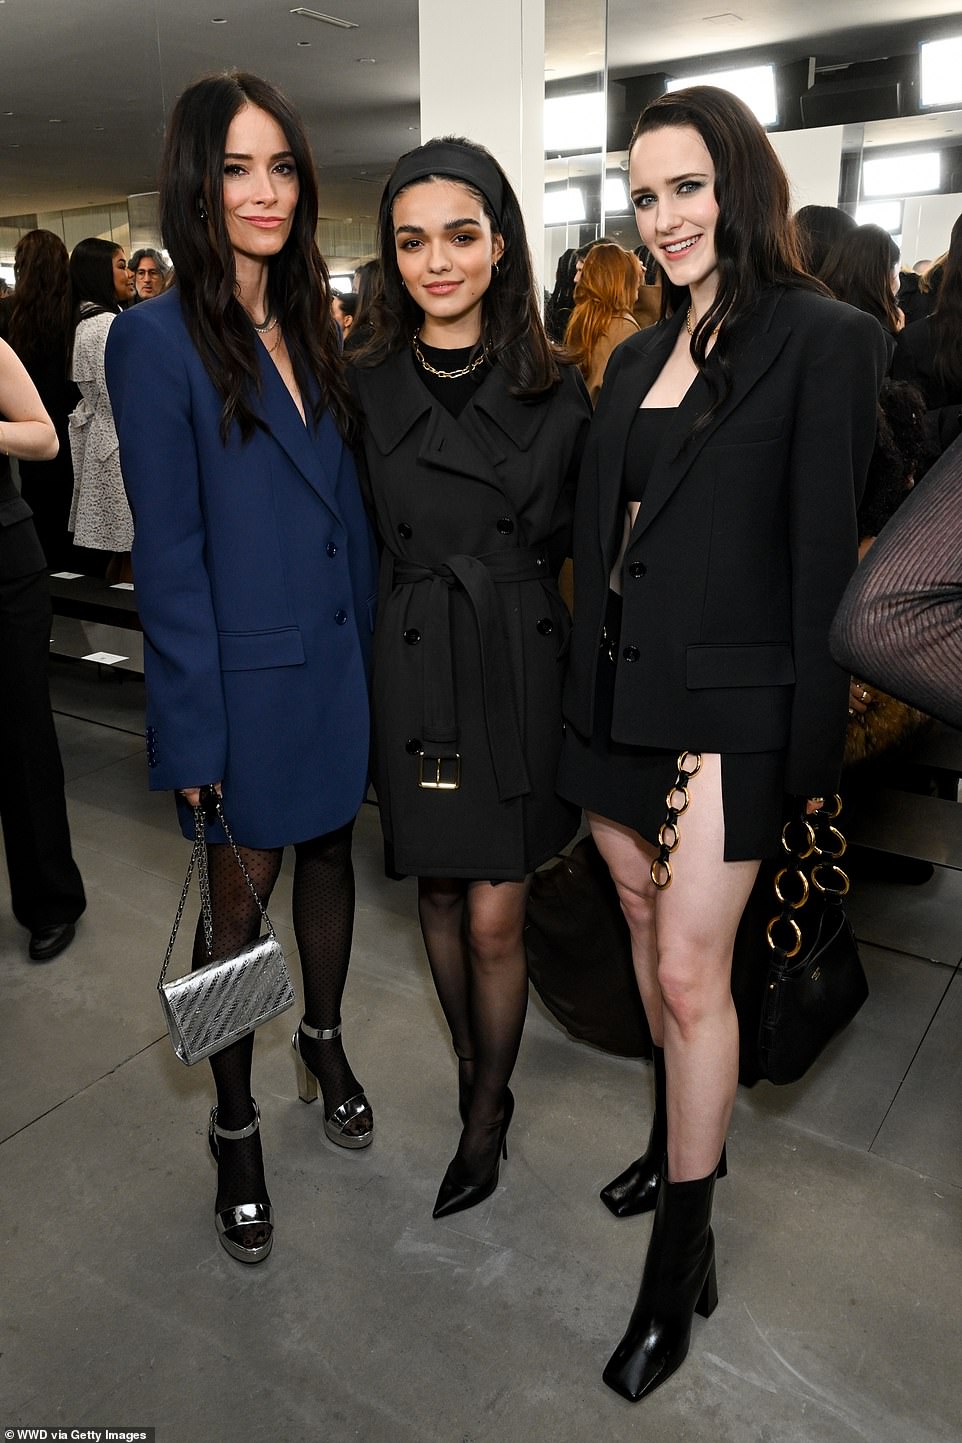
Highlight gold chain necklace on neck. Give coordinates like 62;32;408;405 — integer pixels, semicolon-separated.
248;310;277;334
412;329;485;380
686;305;720;340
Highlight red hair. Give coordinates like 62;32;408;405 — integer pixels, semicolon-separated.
564;243;640;374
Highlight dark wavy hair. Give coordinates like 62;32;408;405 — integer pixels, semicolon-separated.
69;237;125;318
352;136;560;397
794;204;857;276
158;70;349;442
7;229;74;372
820;224;901;334
930;212;962;393
630;87;824;424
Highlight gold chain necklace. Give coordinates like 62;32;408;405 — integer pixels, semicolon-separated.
412;329;485;380
686;305;720;340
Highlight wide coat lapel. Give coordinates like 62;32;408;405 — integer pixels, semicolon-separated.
632;288;791;539
358;350;546;496
253;341;344;521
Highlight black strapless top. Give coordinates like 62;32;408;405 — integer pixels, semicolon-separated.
622;407;675;504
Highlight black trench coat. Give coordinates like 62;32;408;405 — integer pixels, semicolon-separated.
351;352;591;878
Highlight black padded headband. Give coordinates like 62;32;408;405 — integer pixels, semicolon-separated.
386;141;504;227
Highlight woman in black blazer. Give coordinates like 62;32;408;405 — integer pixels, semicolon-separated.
893;212;962;441
350;139;590;1221
559;87;887;1402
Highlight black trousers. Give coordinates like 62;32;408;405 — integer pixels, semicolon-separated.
0;567;86;932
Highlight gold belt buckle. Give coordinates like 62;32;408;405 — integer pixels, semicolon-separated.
417;753;461;790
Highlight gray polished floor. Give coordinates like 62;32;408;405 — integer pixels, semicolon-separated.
2;661;960;1443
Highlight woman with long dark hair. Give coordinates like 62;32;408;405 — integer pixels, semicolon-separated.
893;211;962;422
349;137;590;1219
67;236;135;579
105;72;378;1264
820;222;903;336
564;242;642;403
559;86;886;1401
0;230;81;569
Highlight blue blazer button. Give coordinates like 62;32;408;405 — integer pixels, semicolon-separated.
334;608;348;625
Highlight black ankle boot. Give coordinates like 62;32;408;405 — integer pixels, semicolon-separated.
602;1164;719;1402
600;1047;666;1217
600;1049;728;1218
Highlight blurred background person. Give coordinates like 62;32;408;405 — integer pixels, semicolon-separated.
343;257;380;354
893;213;962;452
129;247;170;301
793;203;857;276
0;337;86;962
331;289;357;342
820;223;903;359
544;247;578;343
67;237;134;582
0;229;84;571
564;242;641;404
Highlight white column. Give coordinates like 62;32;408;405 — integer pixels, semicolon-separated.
418;0;545;285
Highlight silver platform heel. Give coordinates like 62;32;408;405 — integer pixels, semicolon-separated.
207;1102;274;1264
292;1019;374;1149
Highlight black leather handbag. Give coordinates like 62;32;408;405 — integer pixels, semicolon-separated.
756;797;869;1085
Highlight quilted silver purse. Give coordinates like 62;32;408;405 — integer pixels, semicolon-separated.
158;794;295;1065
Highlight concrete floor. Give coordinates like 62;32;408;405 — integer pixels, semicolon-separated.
2;661;961;1443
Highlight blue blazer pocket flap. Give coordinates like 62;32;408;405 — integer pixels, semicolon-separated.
218;626;306;671
686;643;795;689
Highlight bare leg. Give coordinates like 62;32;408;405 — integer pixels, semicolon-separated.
587;812;662;1046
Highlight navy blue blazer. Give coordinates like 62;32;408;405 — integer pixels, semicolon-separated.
106;290;378;847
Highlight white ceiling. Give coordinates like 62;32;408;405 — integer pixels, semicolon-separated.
2;0;962;220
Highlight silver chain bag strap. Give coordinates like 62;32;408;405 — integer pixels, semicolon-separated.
158;791;295;1065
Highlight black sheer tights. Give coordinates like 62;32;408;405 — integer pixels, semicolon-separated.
193;821;358;1217
417;876;531;1183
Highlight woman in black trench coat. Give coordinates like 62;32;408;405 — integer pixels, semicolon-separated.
350;138;590;1218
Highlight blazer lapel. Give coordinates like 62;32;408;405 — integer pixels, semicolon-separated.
632;289;791;539
254;343;343;519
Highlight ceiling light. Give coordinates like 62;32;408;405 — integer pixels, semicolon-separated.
544;187;586;225
862;152;940;197
544;93;605;153
668;64;777;127
604;176;630;213
920;37;962;108
855;200;902;232
290;7;359;28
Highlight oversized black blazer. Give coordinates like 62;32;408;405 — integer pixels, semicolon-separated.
563;285;888;797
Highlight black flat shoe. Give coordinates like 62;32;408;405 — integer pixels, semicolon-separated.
28;922;76;962
433;1089;514;1220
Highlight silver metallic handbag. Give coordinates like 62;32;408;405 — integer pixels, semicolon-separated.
158;792;295;1065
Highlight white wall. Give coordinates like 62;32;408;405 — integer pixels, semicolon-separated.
901;193;962;266
769;125;844;212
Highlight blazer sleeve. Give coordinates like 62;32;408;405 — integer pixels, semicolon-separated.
105;308;228;791
831;436;962;729
785;304;888;795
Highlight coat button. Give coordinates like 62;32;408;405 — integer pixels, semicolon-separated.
327;542;338;558
628;561;647;578
405;738;422;755
403;628;421;645
622;645;640;663
496;517;514;535
398;522;413;540
334;608;348;625
536;617;554;636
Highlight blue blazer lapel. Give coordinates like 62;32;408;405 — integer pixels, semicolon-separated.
254;343;343;519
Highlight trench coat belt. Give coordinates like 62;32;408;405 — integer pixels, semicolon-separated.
392;547;548;802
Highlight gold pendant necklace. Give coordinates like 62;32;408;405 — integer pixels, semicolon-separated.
412;329;485;380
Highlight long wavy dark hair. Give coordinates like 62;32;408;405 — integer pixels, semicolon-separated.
930;212;962;393
7;230;74;373
631;87;824;424
159;70;349;442
69;237;125;318
820;224;901;334
352;136;560;397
